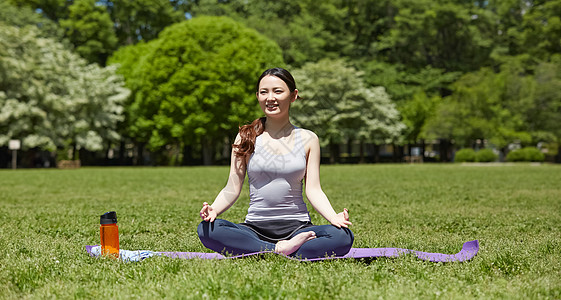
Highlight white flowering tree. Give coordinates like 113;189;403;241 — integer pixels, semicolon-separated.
0;24;129;160
291;59;404;163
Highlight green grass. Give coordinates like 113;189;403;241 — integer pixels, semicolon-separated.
0;164;560;299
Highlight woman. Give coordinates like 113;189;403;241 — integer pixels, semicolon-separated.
197;68;354;259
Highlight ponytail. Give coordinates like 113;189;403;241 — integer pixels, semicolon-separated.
233;117;266;158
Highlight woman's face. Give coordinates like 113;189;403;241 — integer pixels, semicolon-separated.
256;75;298;119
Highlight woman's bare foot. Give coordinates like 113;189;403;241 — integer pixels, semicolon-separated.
275;231;316;255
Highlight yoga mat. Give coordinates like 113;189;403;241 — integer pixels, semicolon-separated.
86;239;479;263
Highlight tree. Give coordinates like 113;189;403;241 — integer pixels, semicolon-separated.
339;0;397;59
423;64;533;156
519;0;561;61
0;24;129;158
8;0;186;65
105;0;185;46
485;0;528;57
191;0;345;67
398;91;441;152
7;0;70;21
0;0;64;40
109;16;284;165
521;58;561;160
60;0;118;65
376;0;495;73
291;59;404;163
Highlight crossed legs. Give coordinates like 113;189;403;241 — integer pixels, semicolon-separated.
197;219;354;259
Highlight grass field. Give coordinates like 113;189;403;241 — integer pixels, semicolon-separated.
0;164;560;299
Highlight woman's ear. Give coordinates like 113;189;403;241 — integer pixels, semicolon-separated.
291;89;299;103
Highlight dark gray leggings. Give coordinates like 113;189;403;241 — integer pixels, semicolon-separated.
197;219;354;259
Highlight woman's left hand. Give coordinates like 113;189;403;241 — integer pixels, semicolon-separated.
330;208;352;228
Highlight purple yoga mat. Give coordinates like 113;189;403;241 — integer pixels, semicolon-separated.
86;240;478;262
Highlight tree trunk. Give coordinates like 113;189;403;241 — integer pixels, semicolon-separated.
119;141;126;165
182;144;193;166
359;140;365;164
201;138;215;166
392;143;402;162
420;139;426;159
72;143;77;161
500;146;508;162
135;143;145;166
439;139;450;162
105;142;111;160
373;144;380;163
329;139;339;164
398;145;404;162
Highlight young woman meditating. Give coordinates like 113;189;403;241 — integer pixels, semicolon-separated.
197;68;354;259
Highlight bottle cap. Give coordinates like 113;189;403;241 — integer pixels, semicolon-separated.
100;211;118;225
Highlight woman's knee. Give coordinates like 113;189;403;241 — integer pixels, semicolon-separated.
327;227;354;256
197;220;209;239
341;227;354;246
320;225;354;243
198;219;224;238
329;226;354;249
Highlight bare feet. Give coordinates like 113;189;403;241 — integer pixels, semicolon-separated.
275;231;316;255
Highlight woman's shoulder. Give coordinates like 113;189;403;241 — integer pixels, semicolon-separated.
294;127;319;144
233;132;242;143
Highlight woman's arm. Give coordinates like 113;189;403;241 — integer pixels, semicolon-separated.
199;134;246;222
303;131;351;228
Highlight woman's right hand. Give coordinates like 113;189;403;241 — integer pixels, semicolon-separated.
199;202;217;222
330;208;352;228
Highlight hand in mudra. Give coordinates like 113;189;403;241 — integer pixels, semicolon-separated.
199;202;217;222
331;208;352;228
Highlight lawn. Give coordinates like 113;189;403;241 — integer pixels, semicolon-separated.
0;164;559;299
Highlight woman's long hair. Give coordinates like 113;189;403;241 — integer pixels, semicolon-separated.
233;68;298;158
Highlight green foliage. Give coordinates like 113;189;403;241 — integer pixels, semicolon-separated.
375;0;495;72
524;147;545;162
454;148;476;163
425;65;533;148
398;91;442;142
0;24;129;151
506;148;526;162
191;0;344;67
475;149;498;162
1;165;560;298
106;0;185;46
4;0;561;163
8;0;70;21
426;56;561;148
59;0;118;65
291;59;404;146
507;147;546;162
8;0;185;65
524;59;561;143
109;16;284;162
0;0;63;40
520;1;561;61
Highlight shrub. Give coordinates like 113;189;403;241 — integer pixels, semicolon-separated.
475;149;498;162
506;147;545;162
522;147;545;162
506;149;525;162
454;148;476;162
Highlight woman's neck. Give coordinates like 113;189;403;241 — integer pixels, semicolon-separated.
265;117;293;139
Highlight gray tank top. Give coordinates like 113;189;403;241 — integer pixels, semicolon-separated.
245;127;310;222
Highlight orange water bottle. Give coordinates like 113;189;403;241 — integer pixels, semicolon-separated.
100;211;119;258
